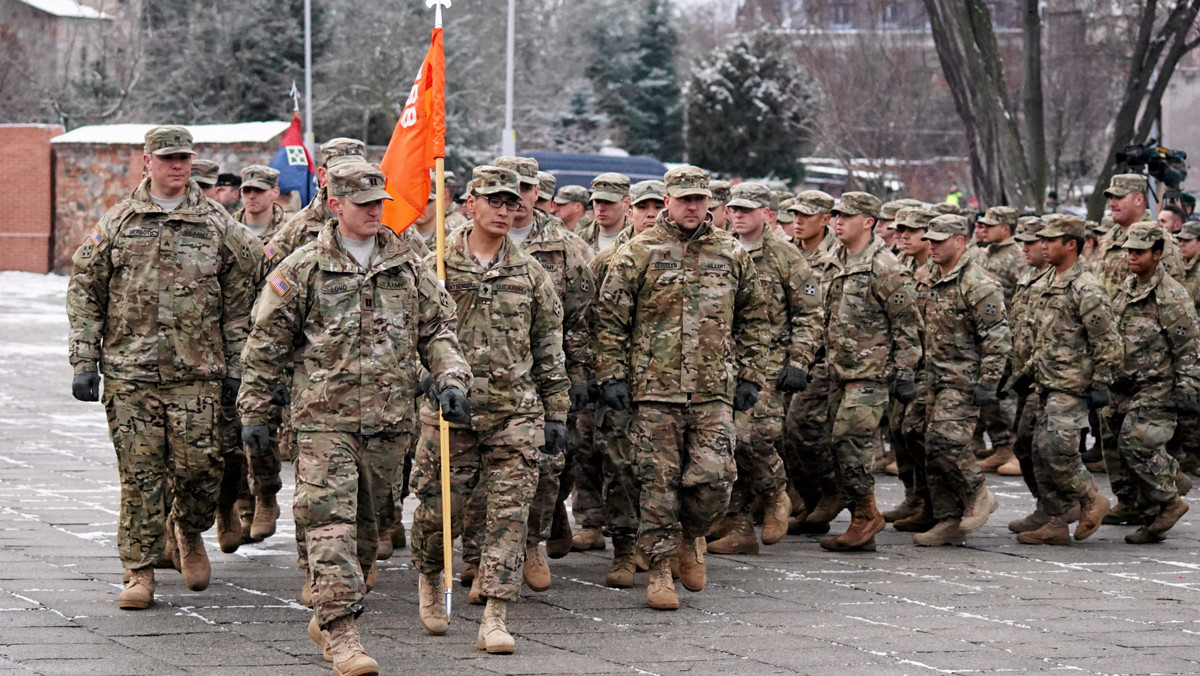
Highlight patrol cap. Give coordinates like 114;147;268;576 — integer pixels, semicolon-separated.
895;198;925;209
774;190;794;204
240;165;280;191
1014;216;1044;242
767;190;781;213
922;214;970;242
726;182;773;210
789;190;835;216
978;205;1018;226
1104;173;1148;198
708;180;732;207
327;162;392;204
554;185;590;205
664;165;712;198
630;180;666;206
777;199;796;224
144;125;195;156
538;171;557;201
319;137;366;168
932;202;964;216
880;201;905;221
1177;220;1200;241
1121;221;1166;250
894;207;937;231
191;159;219;187
831;192;881;219
1096;216;1115;234
494;156;540;186
471;165;521;199
1038;214;1087;239
590;172;631;203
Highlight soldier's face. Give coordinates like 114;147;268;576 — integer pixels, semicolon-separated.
414;198;437;229
1180;237;1200;260
240;186;279;218
554;201;583;223
729;205;767;239
793;212;829;241
593;198;629;229
1041;236;1073;265
1157;210;1182;233
145;153;193;196
665;194;709;230
833;212;873;247
1109;192;1145;226
928;235;964;266
1022;240;1046;267
1126;247;1161;278
876;219;894;240
201;186;219;200
630;200;663;235
330;197;384;240
710;204;727;229
469;193;518;238
516;183;539;220
899;228;929;257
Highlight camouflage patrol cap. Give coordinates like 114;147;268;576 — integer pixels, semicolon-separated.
538;171;557;201
1038;214;1087;239
630;180;666;206
320;137;366;168
471;165;521;198
978;206;1018;226
932;202;964;216
896;198;925;209
240;165;280;191
144;125;195;156
894;207;937;231
880;201;905;221
726;182;773;210
190;159;219;187
664;165;712;198
1177;220;1200;241
767;190;782;212
1121;221;1166;250
590;172;631;203
831;192;881;219
1097;216;1116;234
774;190;794;205
709;180;732;206
1014;216;1044;242
922;214;970;242
494;156;540;186
554;185;590;205
777;199;796;224
1104;173;1148;198
789;190;835;216
327;161;392;204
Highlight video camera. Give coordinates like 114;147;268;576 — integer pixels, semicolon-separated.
1115;138;1190;211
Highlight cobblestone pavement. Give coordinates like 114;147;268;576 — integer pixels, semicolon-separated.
2;271;1199;675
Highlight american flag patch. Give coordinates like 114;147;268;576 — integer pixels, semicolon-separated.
269;272;291;297
89;228;104;245
264;241;279;260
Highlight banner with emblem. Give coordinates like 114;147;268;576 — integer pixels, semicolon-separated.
269;112;318;206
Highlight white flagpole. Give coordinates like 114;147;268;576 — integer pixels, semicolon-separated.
304;0;314;155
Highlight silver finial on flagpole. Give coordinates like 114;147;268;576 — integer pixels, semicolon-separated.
426;0;451;28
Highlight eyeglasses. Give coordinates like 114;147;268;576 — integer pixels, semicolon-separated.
474;192;521;211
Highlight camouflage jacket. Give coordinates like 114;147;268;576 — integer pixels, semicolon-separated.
980;237;1026;301
1092;215;1184;297
1028;261;1122;396
1010;266;1053;374
67;178;260;382
232;202;289;243
588;227;633;283
915;249;1011;392
820;236;923;384
576;215;630;251
418;226;570;430
744;230;823;379
1179;255;1200;314
593;212;771;405
237;221;472;434
1111;266;1200;408
796;227;839;267
445;203;468;232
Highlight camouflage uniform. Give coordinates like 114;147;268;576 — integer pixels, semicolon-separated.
975;207;1026;451
1092;216;1185;297
1172;223;1200;468
237;164;472;627
1010;219;1054;498
67;146;260;572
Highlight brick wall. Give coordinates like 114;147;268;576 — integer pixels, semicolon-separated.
0;124;63;273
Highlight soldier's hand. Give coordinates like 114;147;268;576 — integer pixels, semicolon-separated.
972;385;998;407
1087;385;1111;410
891;378;918;405
1178;393;1200;418
544;420;567;455
587;378;601;402
419;374;438;409
600;379;631;411
72;371;100;402
733;380;760;412
221;377;241;408
568;381;590;412
1010;371;1034;397
269;381;291;406
242;424;270;457
439;386;471;425
776;365;809;394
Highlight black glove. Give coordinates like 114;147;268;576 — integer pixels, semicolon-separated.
242;424;270;457
1087;385;1111;410
972;385;998;407
776;365;809;394
419;373;438;409
221;377;241;408
891;378;918;405
587;379;601;402
72;371;100;402
733;380;760;412
568;381;590;412
600;379;631;411
269;381;291;406
439;386;471;424
544;420;567;455
1178;393;1200;418
1010;371;1034;397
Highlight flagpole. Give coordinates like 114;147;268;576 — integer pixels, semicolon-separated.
303;0;314;155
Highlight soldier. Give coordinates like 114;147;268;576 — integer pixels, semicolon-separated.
67;125;260;609
709;180;731;231
238;161;472;672
535;170;556;212
877;201;903;250
272;138;369;263
409;166;567;654
777;198;797;241
818;192;923;552
594;165;770;610
234;166;287;240
575;172;631;251
552;185;589;231
1170;221;1200;475
1106;221;1197;543
1157;204;1186;235
191;159;220;201
908;215;1010;546
1009;214;1118;545
1092;174;1184;296
706;183;821;555
215;172;242;212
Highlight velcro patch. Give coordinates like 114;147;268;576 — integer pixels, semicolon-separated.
264;241;279;260
89;227;104;245
804;284;816;296
269;272;292;297
985;303;998;316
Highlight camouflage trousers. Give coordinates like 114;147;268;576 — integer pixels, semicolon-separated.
728;384;787;515
596;402;639;541
570;406;605;531
783;364;838;510
975;396;1016;449
892;393;930;508
1031;392;1095;517
1104;402;1180;508
216;403;251;525
925;388;985;520
828;380;889;501
103;378;222;570
1012;393;1040;498
410;417;541;601
631;401;735;563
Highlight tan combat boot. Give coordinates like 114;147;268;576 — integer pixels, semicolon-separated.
522;541;551;592
1017;514;1070;545
646;558;678;610
307;613;332;662
327;615;378;676
174;523;210;591
235;496;254;543
706;514;738;542
997;452;1022;476
806;491;849;525
365;563;377;593
960;484;998;533
1146;496;1189;539
216;502;242;554
676;537;706;592
706;514;759;555
418;572;449;635
546;502;573;559
376;535;393;561
787;486;806;516
476;598;515;654
1074;484;1111;541
469;572;484;605
570;527;606;552
979;445;1015;473
913;518;966;547
1008;506;1049;533
761;488;791;545
893;502;937;533
118;567;155;610
250;494;280;542
388;521;406;550
459;563;477;588
604;537;636;588
820;495;885;552
161;516;179;570
300;574;314;607
882;494;923;523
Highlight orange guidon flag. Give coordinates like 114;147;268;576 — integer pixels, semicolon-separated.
380;26;446;235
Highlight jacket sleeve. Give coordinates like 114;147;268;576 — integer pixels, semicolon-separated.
238;260;306;427
66;212;120;374
411;258;473;395
593;243;640;385
1160;285;1200;399
219;218;265;379
1077;279;1123;388
875;264;923;382
784;251;823;370
733;250;771;387
530;266;571;423
965;274;1012;390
